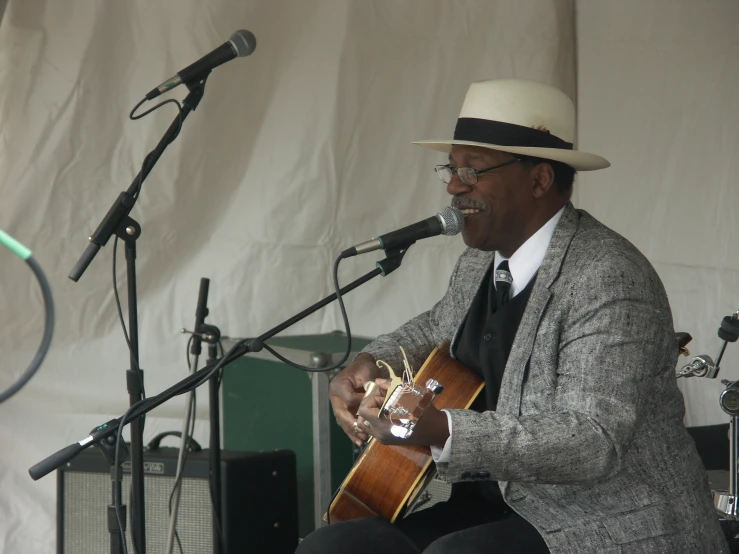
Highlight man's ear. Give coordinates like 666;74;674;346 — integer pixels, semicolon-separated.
531;162;555;198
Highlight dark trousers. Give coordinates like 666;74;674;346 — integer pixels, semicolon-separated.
296;483;550;554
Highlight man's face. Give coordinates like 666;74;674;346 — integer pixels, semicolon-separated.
446;145;536;253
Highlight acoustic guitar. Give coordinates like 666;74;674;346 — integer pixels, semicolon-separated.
327;342;484;524
328;332;694;524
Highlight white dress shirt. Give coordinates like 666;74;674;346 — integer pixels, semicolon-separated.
430;206;565;462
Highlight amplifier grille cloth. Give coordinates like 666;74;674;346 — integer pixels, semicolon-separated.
63;470;213;553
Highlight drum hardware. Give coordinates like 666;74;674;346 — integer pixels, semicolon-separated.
677;310;739;520
677;354;718;379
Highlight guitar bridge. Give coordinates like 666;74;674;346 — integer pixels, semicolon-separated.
382;378;444;439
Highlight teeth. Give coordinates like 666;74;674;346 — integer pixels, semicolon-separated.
460;208;481;215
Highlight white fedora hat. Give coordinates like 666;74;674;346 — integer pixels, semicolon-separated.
414;79;609;171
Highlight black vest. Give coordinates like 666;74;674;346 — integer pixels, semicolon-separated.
448;263;536;508
454;264;537;410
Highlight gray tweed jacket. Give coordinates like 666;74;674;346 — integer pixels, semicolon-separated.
362;204;728;553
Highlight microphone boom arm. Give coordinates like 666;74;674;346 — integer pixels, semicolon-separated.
32;246;411;480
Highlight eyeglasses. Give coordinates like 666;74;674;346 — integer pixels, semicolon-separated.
434;158;521;185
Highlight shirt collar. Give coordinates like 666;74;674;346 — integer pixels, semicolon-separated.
494;206;565;297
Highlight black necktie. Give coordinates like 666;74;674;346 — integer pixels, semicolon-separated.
495;260;512;308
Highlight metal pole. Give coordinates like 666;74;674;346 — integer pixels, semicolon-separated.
732;416;738;498
125;240;146;554
208;342;223;554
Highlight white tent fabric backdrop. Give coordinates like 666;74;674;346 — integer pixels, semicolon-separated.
0;0;736;551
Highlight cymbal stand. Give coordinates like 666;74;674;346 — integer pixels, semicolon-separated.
677;310;739;519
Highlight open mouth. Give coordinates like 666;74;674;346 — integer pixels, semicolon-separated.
458;208;483;217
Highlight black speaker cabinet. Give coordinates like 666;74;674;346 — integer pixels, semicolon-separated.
57;447;298;554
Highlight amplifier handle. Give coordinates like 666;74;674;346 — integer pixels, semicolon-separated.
147;431;203;452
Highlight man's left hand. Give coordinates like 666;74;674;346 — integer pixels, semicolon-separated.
356;379;450;447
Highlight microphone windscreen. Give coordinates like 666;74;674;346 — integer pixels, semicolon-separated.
437;206;464;236
229;30;257;57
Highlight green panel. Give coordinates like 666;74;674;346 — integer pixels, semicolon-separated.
266;332;373;354
222;332;373;538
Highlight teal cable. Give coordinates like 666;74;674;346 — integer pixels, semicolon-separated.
0;231;54;403
0;229;32;260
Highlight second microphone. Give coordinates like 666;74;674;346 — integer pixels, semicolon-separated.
341;207;464;258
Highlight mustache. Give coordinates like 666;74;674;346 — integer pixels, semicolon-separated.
451;196;487;211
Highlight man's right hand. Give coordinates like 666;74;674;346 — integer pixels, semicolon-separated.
330;353;383;446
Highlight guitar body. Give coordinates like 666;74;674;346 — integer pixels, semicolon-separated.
327;343;484;524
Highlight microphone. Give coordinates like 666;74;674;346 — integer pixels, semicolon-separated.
145;30;256;100
190;278;210;357
342;207;464;258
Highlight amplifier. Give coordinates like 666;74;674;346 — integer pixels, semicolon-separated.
57;447;298;554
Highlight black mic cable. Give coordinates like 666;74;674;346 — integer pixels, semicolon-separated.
0;230;54;404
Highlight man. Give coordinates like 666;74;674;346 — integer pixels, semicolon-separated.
296;79;728;553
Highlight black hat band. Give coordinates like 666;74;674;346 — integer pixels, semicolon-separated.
453;118;573;150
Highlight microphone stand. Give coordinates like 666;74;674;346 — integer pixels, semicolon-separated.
67;75;211;554
165;278;210;554
206;325;223;553
166;278;224;554
30;247;411;548
94;434;131;554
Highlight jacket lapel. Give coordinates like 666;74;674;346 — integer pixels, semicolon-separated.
495;203;581;416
